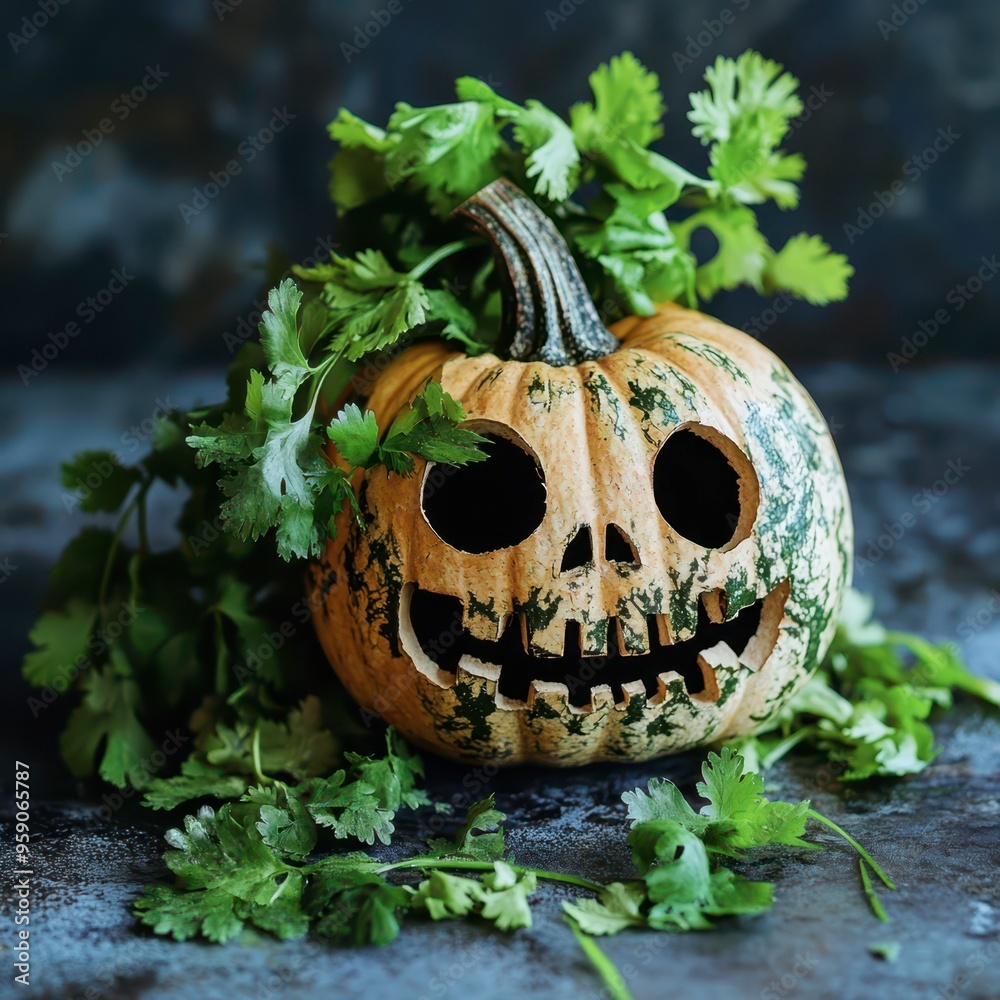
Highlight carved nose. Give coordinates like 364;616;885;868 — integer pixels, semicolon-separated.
605;524;640;566
560;523;640;573
560;525;593;573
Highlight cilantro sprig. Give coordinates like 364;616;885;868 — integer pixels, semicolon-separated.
330;50;851;325
565;747;892;934
730;588;1000;780
187;279;487;561
135;744;893;961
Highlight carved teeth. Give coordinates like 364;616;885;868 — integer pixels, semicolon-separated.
579;617;608;656
456;655;500;683
528;614;571;657
518;612;529;653
403;581;785;712
654;670;689;704
589;685;616;710
496;613;513;640
620;679;646;705
701;588;728;625
614;613;649;654
527;679;570;710
652;613;672;645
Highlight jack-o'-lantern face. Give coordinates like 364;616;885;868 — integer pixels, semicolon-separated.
309;181;851;766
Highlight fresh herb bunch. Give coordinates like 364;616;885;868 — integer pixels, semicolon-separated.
189;50;854;564
730;590;1000;779
135;745;892;947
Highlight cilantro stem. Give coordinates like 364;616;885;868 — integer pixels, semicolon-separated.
212;611;228;697
407;238;478;281
566;918;636;1000
136;486;149;556
807;809;895;889
859;858;891;922
97;485;147;614
759;727;816;769
250;724;273;786
378;857;603;893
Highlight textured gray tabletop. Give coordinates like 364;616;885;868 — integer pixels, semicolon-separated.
2;362;999;1000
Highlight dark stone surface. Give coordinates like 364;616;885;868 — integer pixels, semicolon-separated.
1;362;1000;999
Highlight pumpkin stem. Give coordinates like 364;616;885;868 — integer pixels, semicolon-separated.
454;179;620;366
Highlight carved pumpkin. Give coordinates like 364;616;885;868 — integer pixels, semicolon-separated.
309;179;852;766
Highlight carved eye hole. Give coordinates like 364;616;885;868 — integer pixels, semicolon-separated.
653;425;759;550
421;424;546;553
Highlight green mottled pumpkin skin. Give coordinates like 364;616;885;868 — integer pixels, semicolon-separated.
310;303;852;766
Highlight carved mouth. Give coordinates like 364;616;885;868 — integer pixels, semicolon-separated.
399;581;789;712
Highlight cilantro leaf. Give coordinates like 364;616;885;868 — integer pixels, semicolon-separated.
136;804;308;942
258;280;312;381
384;99;503;208
307;856;406;946
23;598;96;687
570;51;665;150
380;382;488;471
407;862;537;931
302;770;394;846
327;403;381;468
142;758;251;811
61;664;156;788
245;783;318;857
457;77;580;201
688;52;805;206
563;881;647;935
477;861;537;930
60;451;142;513
317;250;431;356
696;748;815;852
426;795;507;861
674;205;770;299
408;870;485;920
765;233;854;304
344;728;431;812
744;588;999;781
134;885;246;943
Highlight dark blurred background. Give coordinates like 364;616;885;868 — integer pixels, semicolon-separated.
3;0;1000;775
3;0;999;372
